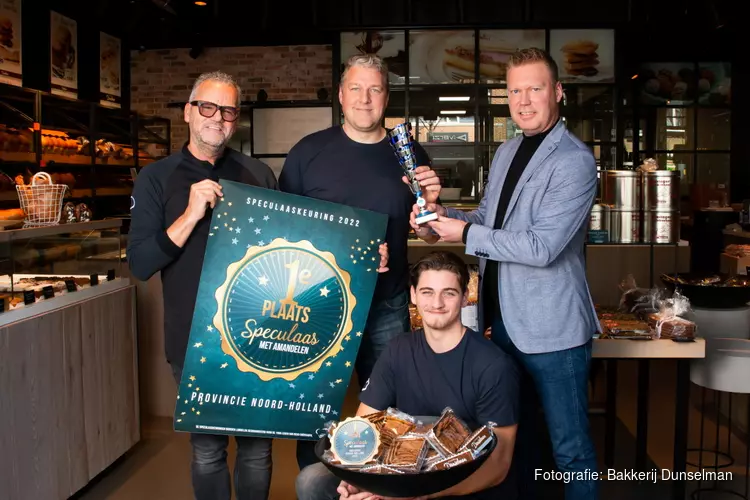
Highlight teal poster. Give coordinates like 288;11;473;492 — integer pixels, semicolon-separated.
174;180;388;440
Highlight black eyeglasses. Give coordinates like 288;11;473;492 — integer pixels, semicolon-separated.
190;100;239;122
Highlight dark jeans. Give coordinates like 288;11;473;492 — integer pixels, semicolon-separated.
295;289;411;471
171;364;273;500
491;318;599;500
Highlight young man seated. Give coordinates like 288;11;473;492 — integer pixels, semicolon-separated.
296;251;519;500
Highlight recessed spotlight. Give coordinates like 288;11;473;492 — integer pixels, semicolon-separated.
195;1;207;5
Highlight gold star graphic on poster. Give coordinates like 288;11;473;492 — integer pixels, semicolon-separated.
192;407;195;412
335;379;343;384
345;335;351;341
197;411;201;415
356;331;362;337
221;363;228;369
177;419;182;423
194;342;203;348
188;384;192;388
345;361;351;367
258;275;270;286
200;357;207;363
326;361;332;367
196;387;200;391
190;375;196;381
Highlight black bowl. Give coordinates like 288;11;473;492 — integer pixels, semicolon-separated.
660;273;750;309
314;435;495;498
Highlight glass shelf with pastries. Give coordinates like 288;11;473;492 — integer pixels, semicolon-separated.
135;114;171;168
39;92;93;167
0;83;37;165
0;219;125;321
93;105;137;167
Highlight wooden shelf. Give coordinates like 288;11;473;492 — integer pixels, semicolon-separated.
41;154;92;165
0;151;35;163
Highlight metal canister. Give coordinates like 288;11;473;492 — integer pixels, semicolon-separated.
643;170;680;211
602;170;642;210
609;209;642;243
643;210;680;244
589;204;608;231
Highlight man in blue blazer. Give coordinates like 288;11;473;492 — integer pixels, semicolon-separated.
415;47;599;499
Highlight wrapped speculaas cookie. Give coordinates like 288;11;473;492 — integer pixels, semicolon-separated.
383;434;430;472
426;450;475;471
422;447;444;471
361;464;406;475
426;407;471;456
459;425;495;458
363;410;386;431
380;407;416;449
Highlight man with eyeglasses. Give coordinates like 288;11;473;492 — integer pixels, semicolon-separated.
128;71;278;500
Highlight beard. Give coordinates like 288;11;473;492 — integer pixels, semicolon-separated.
196;126;227;149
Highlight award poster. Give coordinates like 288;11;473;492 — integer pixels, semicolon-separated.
50;11;77;98
0;0;22;87
174;181;388;440
99;32;121;108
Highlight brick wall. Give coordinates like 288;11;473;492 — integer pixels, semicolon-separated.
130;45;333;151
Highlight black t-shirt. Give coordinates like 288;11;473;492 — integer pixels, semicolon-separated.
278;126;431;301
360;328;520;499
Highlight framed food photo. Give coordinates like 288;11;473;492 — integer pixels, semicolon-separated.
478;30;546;84
409;30;476;84
639;63;696;105
549;29;615;83
340;31;406;85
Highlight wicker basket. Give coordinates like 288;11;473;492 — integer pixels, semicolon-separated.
16;172;68;227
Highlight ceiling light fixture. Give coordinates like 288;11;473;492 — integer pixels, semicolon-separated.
440;110;466;115
439;96;470;102
195;1;207;5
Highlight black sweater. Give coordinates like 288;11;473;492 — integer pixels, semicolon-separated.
127;145;277;368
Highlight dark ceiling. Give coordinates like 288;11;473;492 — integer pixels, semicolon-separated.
54;0;735;60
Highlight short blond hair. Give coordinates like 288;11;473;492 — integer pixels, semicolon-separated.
507;47;559;83
340;54;389;92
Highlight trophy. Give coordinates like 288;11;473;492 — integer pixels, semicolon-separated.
387;122;438;224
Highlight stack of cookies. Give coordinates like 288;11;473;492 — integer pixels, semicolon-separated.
560;40;599;77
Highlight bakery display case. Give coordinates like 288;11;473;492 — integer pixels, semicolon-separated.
0;219;125;324
0;218;139;500
0;82;171;219
0;84;36;165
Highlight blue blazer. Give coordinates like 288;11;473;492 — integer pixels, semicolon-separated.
446;120;600;354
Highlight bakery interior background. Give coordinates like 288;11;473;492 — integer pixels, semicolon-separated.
0;0;742;222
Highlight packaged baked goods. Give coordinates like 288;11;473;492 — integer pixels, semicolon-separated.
426;450;475;471
426;407;472;456
383;434;429;472
321;406;494;482
380;407;416;448
328;416;382;467
460;425;495;458
648;290;696;339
